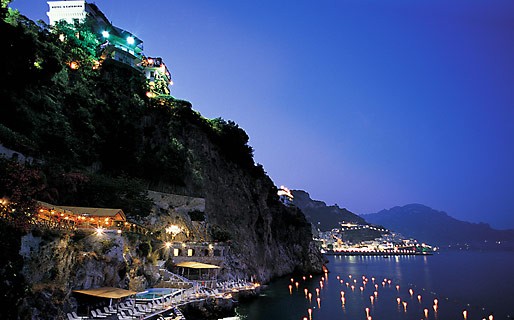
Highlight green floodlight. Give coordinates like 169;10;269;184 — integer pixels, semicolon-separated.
127;36;135;45
102;30;109;38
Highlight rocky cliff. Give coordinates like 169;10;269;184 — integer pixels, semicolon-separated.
0;106;324;319
292;190;366;231
159;116;324;281
0;9;323;319
14;227;169;319
7;153;323;318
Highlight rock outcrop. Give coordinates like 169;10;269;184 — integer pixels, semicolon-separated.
180;119;323;281
292;190;365;231
0;10;324;319
16;228;161;318
138;116;325;282
1;103;324;319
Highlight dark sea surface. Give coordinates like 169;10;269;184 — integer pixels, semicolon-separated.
236;251;514;320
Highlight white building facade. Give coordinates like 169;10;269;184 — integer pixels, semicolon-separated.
47;1;89;26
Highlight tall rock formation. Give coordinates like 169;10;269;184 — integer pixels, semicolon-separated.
292;190;366;231
143;113;324;282
0;11;324;319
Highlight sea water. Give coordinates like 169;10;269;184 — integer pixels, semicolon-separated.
236;251;514;319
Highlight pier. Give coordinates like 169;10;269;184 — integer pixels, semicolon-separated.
323;251;433;256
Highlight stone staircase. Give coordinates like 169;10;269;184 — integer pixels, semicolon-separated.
156;264;193;289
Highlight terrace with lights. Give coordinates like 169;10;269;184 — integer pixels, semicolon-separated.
0;184;257;319
0;187;232;274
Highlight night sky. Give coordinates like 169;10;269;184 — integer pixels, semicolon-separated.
9;1;514;229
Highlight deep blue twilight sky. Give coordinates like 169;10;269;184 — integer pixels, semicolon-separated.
9;1;514;229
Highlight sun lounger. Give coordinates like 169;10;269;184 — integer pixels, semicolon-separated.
117;311;132;320
126;308;145;317
90;309;107;318
96;308;111;317
71;312;88;319
119;302;135;311
135;304;148;313
120;310;136;318
103;306;117;314
67;313;85;320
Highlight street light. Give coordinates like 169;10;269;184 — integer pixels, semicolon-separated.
95;227;104;236
165;225;182;240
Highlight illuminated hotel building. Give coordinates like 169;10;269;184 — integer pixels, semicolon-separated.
47;1;143;68
46;1;172;95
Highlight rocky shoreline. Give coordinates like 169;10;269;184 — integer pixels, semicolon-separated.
177;287;261;320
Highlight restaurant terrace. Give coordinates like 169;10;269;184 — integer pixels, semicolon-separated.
35;201;145;233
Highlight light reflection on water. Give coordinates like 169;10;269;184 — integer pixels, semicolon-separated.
236;251;514;320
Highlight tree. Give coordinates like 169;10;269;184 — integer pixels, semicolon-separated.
0;157;44;230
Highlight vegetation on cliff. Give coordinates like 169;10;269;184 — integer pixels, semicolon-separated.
0;6;261;216
0;5;323;318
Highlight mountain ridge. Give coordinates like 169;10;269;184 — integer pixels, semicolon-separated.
292;189;366;231
362;203;514;247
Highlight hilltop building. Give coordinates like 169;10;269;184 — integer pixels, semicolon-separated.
47;0;90;25
278;185;294;206
142;57;173;97
46;1;172;96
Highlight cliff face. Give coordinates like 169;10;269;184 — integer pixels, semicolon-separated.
147;117;324;282
7;121;324;317
0;11;323;319
292;190;366;231
16;228;163;319
1;89;323;320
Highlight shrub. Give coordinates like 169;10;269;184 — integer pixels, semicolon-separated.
210;226;231;242
188;210;205;222
138;242;152;258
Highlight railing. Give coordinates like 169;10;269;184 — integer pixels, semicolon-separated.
155;269;193;289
